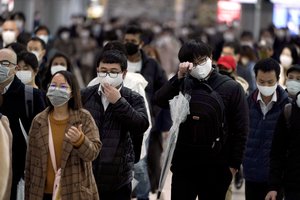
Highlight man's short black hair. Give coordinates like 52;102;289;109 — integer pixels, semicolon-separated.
18;51;39;72
34;25;50;35
254;58;280;80
125;25;143;37
97;50;127;71
178;40;212;63
223;41;241;55
27;37;46;50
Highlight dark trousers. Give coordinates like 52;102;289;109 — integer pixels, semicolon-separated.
245;181;283;200
171;164;232;200
99;183;132;200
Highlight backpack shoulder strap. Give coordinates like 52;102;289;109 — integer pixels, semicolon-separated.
210;75;232;90
24;85;34;118
284;103;292;128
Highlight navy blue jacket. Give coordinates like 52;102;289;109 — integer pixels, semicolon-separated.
81;84;149;192
243;86;289;182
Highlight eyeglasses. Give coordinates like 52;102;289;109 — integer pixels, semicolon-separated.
49;83;70;92
98;71;121;78
193;57;208;66
0;60;17;67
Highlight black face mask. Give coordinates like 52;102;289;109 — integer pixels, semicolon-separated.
125;42;139;55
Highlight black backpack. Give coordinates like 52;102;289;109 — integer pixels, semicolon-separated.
181;77;229;153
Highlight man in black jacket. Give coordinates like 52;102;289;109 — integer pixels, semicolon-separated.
154;40;249;200
81;50;149;200
0;48;46;200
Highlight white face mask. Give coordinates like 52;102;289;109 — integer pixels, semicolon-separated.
37;35;49;44
16;70;32;84
241;57;249;66
257;83;277;97
280;54;293;68
98;73;123;88
2;30;16;45
30;51;41;62
286;79;300;96
190;58;212;80
51;65;67;75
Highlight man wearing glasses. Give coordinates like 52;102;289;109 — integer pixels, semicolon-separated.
154;40;249;200
81;49;149;200
0;48;46;200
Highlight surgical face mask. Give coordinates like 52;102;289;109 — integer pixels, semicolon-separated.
280;54;293;68
241;57;249;66
46;87;71;107
38;35;49;44
31;51;41;62
190;58;212;80
286;79;300;96
223;32;235;42
257;83;277;97
98;72;123;88
60;32;70;41
125;42;139;55
16;70;32;84
2;30;16;45
51;65;67;75
0;65;13;83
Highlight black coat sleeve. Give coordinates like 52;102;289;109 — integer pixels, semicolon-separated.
225;82;249;169
268;112;288;191
153;74;183;108
111;91;149;135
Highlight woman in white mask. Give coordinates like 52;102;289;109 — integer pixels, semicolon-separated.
16;51;39;88
25;71;101;200
279;44;299;87
42;52;73;91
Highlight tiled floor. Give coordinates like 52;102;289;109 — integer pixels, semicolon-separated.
134;171;245;200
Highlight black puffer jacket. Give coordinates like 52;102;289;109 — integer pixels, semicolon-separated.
154;70;249;170
81;84;149;192
269;102;300;192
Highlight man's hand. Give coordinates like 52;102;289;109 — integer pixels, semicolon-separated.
265;191;277;200
178;62;193;79
102;83;121;104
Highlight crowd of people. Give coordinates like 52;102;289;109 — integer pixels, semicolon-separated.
0;9;300;200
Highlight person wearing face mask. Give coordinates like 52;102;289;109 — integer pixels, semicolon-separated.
81;50;149;200
243;58;289;200
237;45;258;94
16;51;39;88
25;71;101;200
0;48;46;200
265;90;300;200
154;40;249;200
285;64;300;99
74;26;98;85
26;37;47;88
53;27;76;59
278;44;299;87
42;52;74;92
123;25;169;198
1;19;19;48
